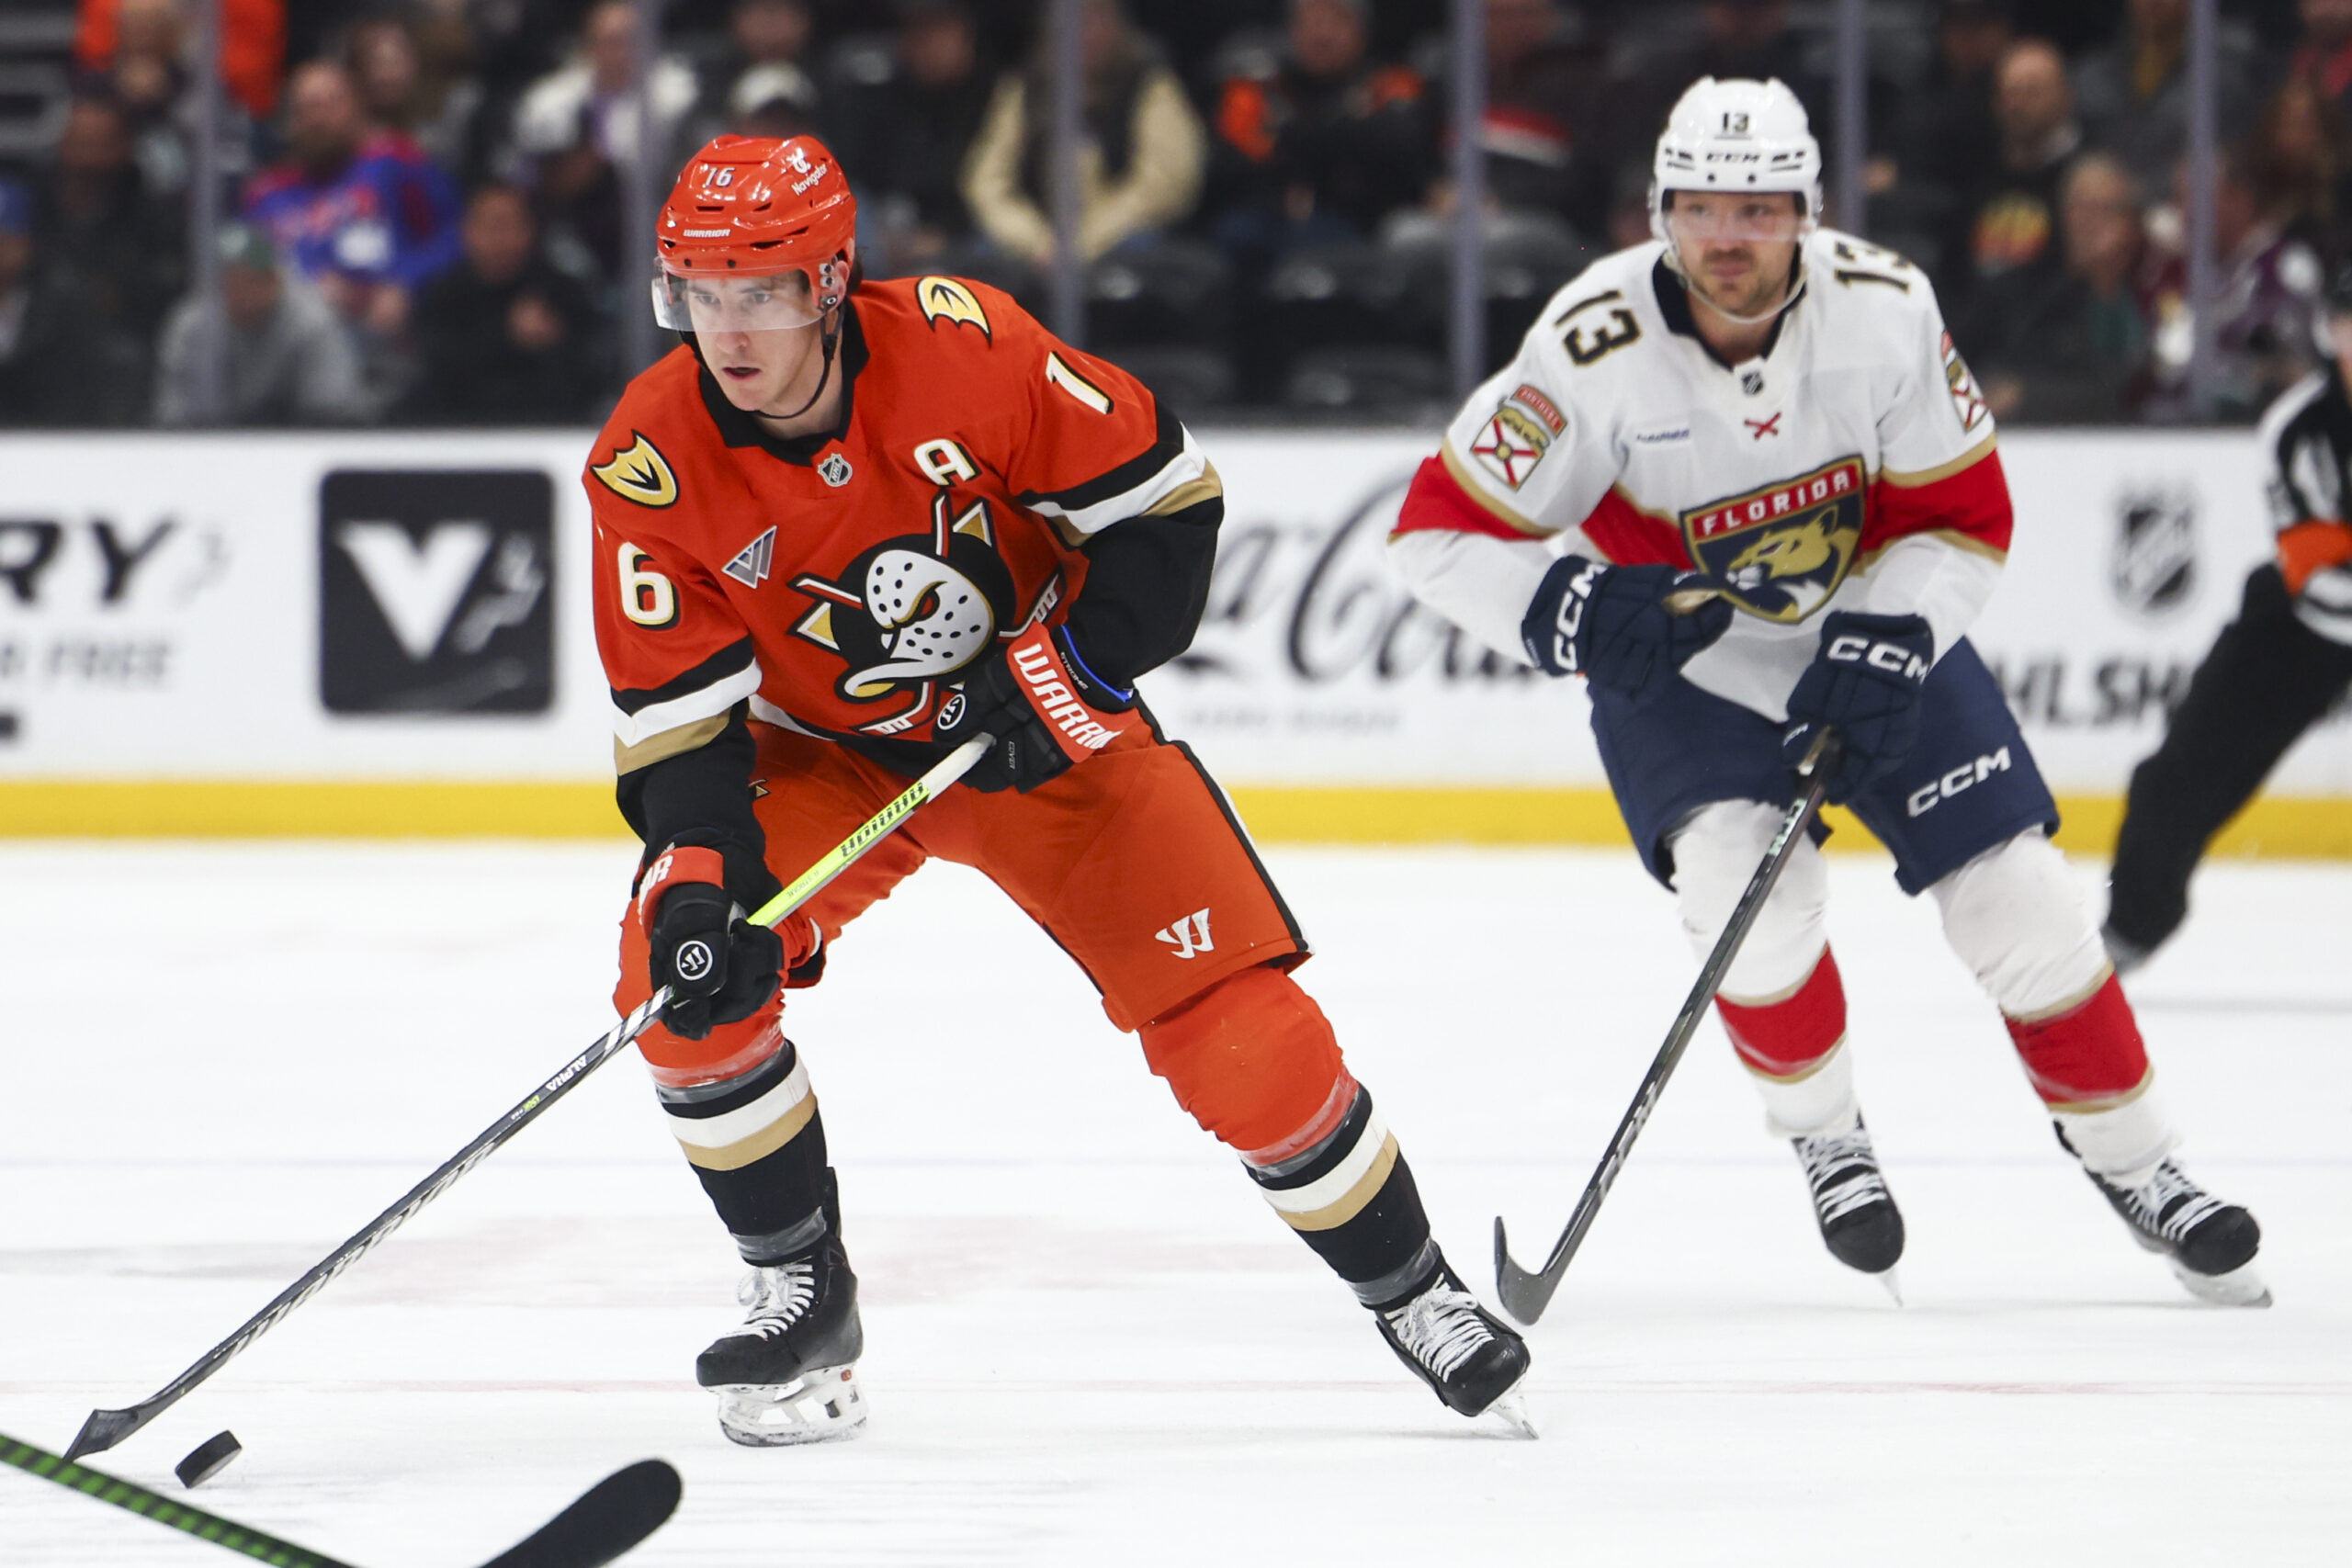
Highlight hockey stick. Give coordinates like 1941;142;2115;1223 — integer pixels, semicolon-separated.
65;737;992;1461
1493;731;1837;1325
2;1434;680;1568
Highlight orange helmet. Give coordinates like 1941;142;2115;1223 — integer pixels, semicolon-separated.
652;134;857;332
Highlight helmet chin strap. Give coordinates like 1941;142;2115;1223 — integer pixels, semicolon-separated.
760;308;844;423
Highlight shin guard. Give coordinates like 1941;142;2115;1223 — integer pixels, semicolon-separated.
651;1028;836;1263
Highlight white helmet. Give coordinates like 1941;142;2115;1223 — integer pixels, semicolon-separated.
1648;76;1823;248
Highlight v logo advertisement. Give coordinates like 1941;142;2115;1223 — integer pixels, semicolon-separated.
334;521;493;660
319;469;554;716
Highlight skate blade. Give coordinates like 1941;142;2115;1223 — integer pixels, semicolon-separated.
1874;1266;1905;1307
715;1364;868;1447
2171;1258;2272;1309
1483;1382;1539;1439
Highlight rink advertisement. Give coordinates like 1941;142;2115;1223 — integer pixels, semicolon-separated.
0;427;2345;846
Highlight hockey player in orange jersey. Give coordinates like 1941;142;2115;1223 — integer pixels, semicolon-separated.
586;133;1532;1446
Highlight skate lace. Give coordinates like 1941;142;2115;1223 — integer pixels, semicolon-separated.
1385;1286;1495;1381
1794;1127;1891;1225
2117;1160;2228;1245
736;1260;818;1339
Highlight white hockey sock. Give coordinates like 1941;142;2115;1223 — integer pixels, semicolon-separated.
2053;1081;2177;1186
1752;1043;1860;1141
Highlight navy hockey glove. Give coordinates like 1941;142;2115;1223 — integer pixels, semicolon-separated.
638;845;811;1040
1521;555;1734;702
934;622;1139;793
1782;611;1935;804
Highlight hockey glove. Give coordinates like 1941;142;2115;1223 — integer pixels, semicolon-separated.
639;846;820;1040
1781;611;1935;804
1521;554;1735;702
934;622;1139;793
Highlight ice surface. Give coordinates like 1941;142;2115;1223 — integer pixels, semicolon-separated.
2;840;2346;1566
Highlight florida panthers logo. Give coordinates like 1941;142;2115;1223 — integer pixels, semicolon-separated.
1680;456;1866;624
788;491;1061;735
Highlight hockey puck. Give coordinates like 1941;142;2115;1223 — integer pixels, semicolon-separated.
175;1430;242;1489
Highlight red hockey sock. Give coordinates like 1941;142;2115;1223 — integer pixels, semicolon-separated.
1715;947;1848;1079
2005;972;2151;1109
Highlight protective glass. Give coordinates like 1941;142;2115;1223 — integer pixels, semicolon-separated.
651;265;825;333
1662;193;1806;245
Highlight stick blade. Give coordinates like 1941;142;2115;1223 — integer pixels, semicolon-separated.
1493;1217;1563;1327
64;1405;146;1461
476;1460;682;1568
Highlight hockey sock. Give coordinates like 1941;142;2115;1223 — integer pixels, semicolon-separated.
1240;1077;1442;1310
2008;976;2176;1179
1140;966;1437;1308
652;1033;836;1262
1714;946;1857;1137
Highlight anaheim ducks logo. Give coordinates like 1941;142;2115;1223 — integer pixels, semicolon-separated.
787;490;1063;736
916;276;990;342
1680;456;1866;624
592;433;679;508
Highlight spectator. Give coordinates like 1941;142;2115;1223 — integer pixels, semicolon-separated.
1436;0;1602;231
78;0;263;194
345;9;488;177
34;92;187;342
1894;0;2015;202
1207;0;1431;265
2245;72;2352;246
2290;0;2352;116
961;0;1204;265
2075;0;2267;197
0;179;145;427
2148;146;2327;421
1964;152;2156;424
243;59;462;337
695;0;822;140
1943;39;2086;305
154;221;371;425
75;0;287;120
509;0;701;200
401;184;605;423
825;0;996;273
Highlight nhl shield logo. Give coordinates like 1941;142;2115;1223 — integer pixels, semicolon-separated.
819;452;854;487
2111;487;2197;617
1680;456;1867;624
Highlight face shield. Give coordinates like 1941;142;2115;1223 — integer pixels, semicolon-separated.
651;262;831;334
1660;191;1807;248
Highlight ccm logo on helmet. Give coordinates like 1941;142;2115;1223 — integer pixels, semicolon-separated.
1906;748;2012;818
1825;634;1929;682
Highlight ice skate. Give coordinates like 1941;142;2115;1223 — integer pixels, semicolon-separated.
1375;1267;1535;1436
696;1235;868;1445
1791;1114;1905;1285
2059;1127;2269;1307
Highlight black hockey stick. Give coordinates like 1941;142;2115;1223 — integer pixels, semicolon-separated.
1493;732;1837;1325
66;736;991;1461
2;1434;680;1568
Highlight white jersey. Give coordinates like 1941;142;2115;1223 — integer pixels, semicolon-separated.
1389;228;2012;719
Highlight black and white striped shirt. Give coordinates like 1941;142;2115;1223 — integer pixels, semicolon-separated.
2259;367;2352;646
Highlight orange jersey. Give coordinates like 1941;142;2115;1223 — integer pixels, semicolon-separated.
585;276;1216;778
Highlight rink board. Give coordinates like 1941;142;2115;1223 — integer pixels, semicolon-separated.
1;426;2347;851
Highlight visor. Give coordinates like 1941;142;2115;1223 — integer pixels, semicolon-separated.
651;264;827;333
1662;195;1805;245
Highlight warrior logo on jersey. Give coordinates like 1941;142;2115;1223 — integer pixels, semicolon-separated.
786;490;1060;736
916;276;991;342
1681;456;1867;624
1941;331;1989;434
1469;385;1565;490
591;433;679;507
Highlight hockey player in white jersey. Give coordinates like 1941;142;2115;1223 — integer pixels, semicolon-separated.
1389;77;2267;1306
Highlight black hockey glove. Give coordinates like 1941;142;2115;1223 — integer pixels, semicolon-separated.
1521;554;1734;702
934;622;1140;793
1781;611;1935;805
638;845;789;1041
